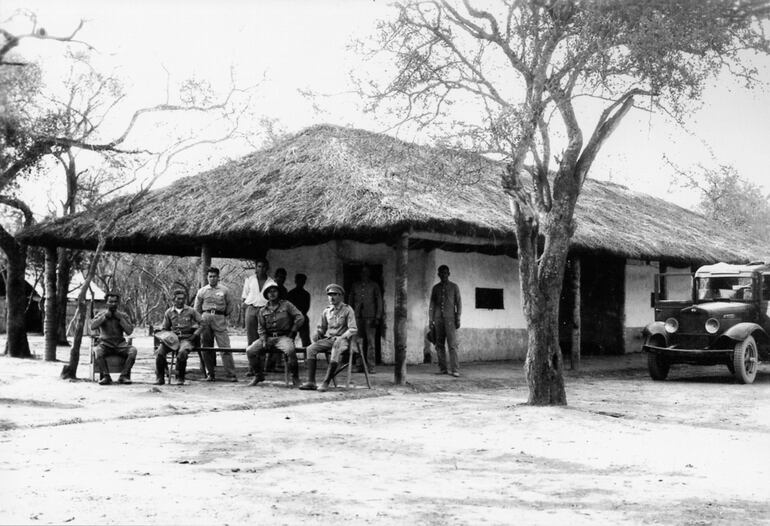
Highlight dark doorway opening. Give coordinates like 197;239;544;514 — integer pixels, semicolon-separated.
560;255;625;355
343;263;385;365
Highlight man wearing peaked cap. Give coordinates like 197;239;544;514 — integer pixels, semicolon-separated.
299;283;357;392
155;289;203;385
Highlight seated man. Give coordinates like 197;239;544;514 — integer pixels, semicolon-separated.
246;283;304;387
299;283;357;392
155;289;203;386
90;292;138;386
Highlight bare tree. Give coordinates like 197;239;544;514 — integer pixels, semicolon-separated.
362;0;770;404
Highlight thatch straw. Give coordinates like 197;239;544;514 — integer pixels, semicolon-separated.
19;124;758;265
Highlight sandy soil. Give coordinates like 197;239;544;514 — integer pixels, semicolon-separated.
1;335;769;525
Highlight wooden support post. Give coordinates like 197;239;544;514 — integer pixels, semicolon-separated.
44;246;58;362
199;244;212;289
393;230;409;385
570;257;581;371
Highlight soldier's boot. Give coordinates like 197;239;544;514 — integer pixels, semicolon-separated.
317;362;339;392
299;358;317;390
247;350;265;386
289;354;300;388
154;353;167;385
118;351;137;384
96;356;112;385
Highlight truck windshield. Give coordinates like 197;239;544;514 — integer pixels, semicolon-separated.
695;275;753;301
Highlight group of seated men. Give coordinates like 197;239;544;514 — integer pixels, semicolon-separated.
90;267;359;392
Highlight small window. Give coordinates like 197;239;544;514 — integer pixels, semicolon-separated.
762;275;770;301
475;288;504;310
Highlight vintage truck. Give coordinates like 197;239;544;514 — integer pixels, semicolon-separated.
643;261;770;383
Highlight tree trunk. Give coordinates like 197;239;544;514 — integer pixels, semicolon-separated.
513;195;570;406
2;240;31;358
198;244;211;289
55;248;72;345
393;230;409;385
570;257;581;371
44;246;58;361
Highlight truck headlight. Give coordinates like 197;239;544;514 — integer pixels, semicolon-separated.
705;318;719;334
665;318;679;333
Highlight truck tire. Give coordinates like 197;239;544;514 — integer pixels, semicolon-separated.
647;353;670;381
732;335;758;384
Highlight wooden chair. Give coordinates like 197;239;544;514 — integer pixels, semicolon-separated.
155;332;205;383
89;336;133;382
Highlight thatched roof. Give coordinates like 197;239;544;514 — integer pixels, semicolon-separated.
20;124;757;265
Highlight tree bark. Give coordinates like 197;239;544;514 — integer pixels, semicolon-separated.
514;194;571;405
570;257;581;371
2;239;31;358
393;230;409;385
55;248;72;344
44;246;58;361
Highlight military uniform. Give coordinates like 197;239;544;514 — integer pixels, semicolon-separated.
429;279;462;375
194;283;236;380
246;296;304;385
155;305;202;384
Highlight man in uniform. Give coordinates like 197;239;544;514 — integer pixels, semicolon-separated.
429;265;462;377
241;258;276;376
154;289;203;385
245;283;304;387
265;266;290;372
349;265;383;374
194;267;237;382
90;292;138;385
287;273;311;348
299;283;357;392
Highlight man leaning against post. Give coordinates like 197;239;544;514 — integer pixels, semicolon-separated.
299;283;357;392
194;266;237;382
154;289;203;386
245;283;304;387
90;292;138;386
429;264;462;377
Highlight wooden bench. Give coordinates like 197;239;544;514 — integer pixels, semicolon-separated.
165;346;332;386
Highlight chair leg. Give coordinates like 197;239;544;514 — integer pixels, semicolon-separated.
283;354;289;387
346;344;354;388
360;348;371;389
168;351;177;383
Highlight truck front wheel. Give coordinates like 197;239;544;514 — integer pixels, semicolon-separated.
647;353;670;381
732;336;758;384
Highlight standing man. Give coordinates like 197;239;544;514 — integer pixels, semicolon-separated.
349;265;383;374
194;267;237;382
429;265;462;377
245;283;304;387
287;273;311;348
241;258;276;375
154;289;203;386
274;268;289;299
90;293;138;385
299;284;357;392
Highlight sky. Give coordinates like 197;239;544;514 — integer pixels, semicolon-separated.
4;0;770;218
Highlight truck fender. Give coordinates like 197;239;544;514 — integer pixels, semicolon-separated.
642;322;668;346
723;323;768;344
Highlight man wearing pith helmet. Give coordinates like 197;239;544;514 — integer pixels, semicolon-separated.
245;283;304;387
299;283;357;392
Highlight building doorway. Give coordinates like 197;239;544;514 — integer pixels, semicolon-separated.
343;263;385;365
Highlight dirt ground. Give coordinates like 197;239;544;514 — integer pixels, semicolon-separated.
1;335;769;525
